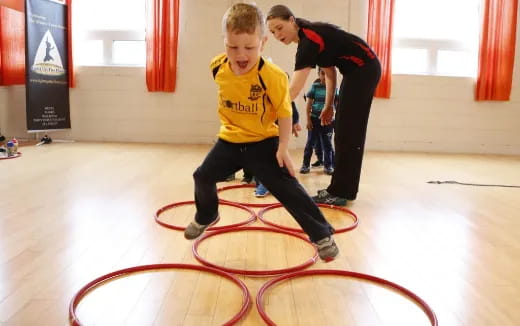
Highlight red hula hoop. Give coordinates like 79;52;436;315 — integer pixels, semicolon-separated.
69;263;251;326
0;152;22;160
256;269;438;326
257;203;359;234
154;200;256;231
217;184;279;208
193;226;318;276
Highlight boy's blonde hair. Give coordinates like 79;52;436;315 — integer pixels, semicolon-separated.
222;3;265;36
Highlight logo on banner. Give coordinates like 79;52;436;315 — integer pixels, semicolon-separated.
31;30;66;76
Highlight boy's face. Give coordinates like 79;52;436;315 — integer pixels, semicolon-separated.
225;27;266;75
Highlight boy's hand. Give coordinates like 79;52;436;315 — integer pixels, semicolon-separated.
292;123;302;137
276;148;296;177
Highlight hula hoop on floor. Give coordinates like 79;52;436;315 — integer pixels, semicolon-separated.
154;200;256;231
193;226;318;276
217;184;279;208
69;263;251;326
257;203;358;234
256;269;438;326
0;152;22;160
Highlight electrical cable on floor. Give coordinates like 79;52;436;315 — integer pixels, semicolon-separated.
427;180;520;188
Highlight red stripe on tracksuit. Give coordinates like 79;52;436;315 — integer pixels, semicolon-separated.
353;41;376;59
302;28;325;52
339;56;365;67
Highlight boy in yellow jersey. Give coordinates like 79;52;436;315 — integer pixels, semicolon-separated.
184;3;338;261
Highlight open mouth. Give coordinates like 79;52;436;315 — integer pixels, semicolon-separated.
237;60;249;69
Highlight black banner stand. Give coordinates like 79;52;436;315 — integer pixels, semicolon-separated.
25;0;71;144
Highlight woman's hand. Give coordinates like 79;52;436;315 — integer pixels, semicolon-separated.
320;106;334;125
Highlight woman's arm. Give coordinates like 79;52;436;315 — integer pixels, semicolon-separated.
320;66;337;125
322;66;337;109
305;97;313;130
289;68;312;101
291;102;302;137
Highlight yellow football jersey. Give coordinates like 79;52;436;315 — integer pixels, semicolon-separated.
210;54;292;143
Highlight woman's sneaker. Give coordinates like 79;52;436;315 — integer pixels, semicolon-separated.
324;167;334;175
312;189;347;206
184;218;218;239
299;166;310;174
315;236;339;262
254;183;270;197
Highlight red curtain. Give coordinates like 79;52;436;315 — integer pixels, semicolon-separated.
146;0;180;92
0;0;23;11
0;6;25;85
0;0;74;87
476;0;518;101
366;0;394;98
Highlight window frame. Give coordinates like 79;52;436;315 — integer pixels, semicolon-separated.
393;38;476;76
78;30;145;67
391;0;481;77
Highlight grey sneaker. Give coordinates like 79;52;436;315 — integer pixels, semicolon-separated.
299;166;310;174
184;218;217;240
312;189;347;206
315;236;339;262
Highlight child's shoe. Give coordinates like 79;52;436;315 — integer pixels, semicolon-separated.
299;166;310;174
315;236;339;262
184;218;218;239
312;189;347;206
254;183;270;197
311;160;323;168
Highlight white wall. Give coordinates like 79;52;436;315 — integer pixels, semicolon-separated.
0;86;25;140
0;87;6;136
0;0;519;154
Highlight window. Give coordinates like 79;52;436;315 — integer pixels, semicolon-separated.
73;0;146;66
392;0;481;77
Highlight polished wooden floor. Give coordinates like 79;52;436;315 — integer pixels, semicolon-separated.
1;142;519;326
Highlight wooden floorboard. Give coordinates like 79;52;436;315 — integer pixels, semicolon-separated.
1;142;519;325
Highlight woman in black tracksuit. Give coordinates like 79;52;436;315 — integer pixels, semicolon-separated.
267;5;381;206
